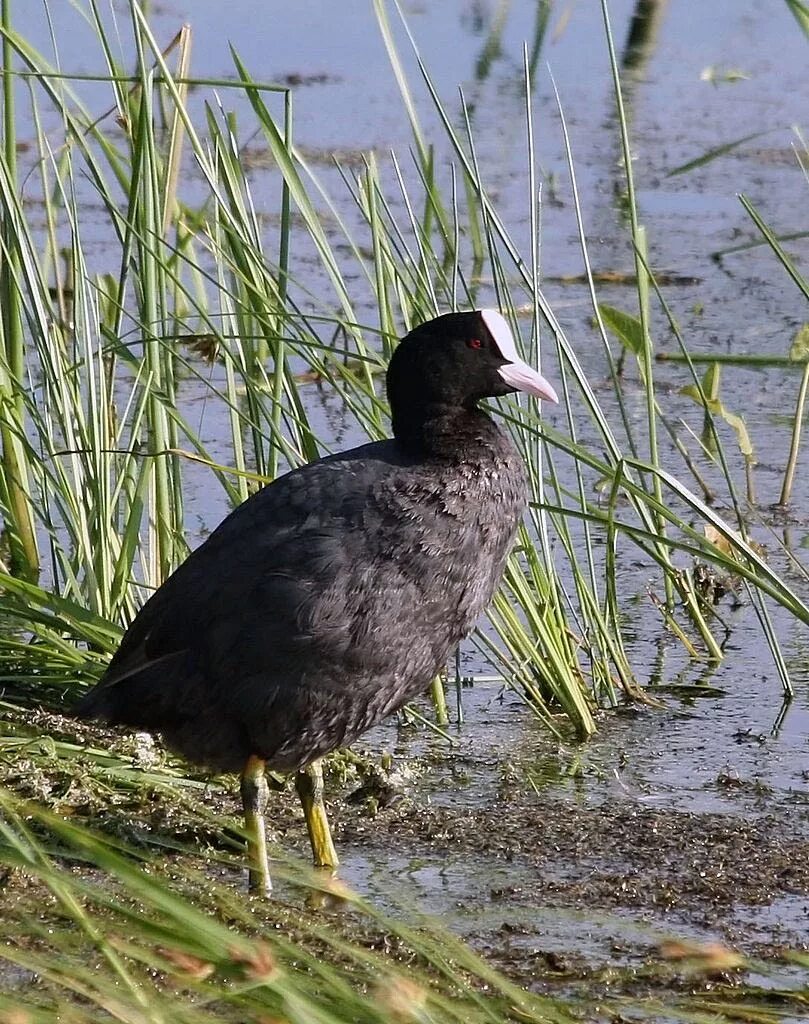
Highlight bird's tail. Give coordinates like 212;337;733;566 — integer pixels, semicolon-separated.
73;655;186;731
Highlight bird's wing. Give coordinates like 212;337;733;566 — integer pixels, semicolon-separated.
99;449;402;694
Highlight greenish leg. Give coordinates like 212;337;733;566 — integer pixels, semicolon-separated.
240;755;272;896
294;759;339;870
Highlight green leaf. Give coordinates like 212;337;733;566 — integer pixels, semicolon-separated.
0;573;122;651
720;407;754;457
702;361;721;399
785;0;809;39
680;388;754;457
598;303;644;355
665;131;769;177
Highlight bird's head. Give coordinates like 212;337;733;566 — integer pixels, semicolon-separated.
386;309;558;427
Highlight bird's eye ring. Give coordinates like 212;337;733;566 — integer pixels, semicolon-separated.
467;338;483;350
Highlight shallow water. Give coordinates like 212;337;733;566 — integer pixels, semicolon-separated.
11;0;809;990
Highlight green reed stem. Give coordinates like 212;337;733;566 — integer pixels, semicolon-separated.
0;0;38;580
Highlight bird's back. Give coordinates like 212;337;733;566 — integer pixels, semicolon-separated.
77;420;527;773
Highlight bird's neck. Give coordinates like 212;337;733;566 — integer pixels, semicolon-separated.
391;403;500;459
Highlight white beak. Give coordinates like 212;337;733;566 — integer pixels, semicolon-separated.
498;359;559;403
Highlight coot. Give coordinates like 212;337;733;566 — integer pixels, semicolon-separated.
76;309;558;893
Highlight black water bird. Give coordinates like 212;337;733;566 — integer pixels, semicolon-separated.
76;309;558;893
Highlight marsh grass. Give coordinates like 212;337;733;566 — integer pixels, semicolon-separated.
0;788;578;1024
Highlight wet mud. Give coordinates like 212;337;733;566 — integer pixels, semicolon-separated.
2;698;807;999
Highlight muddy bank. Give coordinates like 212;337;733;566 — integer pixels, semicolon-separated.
337;777;809;949
4;701;806;963
1;698;808;1024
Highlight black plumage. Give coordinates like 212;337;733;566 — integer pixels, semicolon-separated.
76;309;557;891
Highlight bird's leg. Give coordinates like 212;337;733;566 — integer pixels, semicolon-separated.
294;759;339;870
240;755;272;896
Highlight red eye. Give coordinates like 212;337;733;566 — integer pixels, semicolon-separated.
467;338;483;350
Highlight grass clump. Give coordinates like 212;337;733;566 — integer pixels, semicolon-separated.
0;787;579;1024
